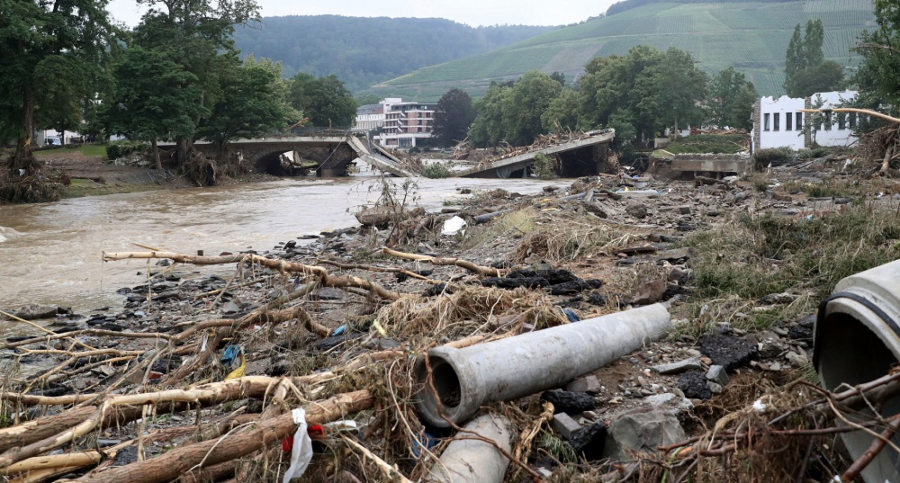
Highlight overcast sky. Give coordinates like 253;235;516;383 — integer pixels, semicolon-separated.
107;0;619;27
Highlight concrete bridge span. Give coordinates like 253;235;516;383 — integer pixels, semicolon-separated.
161;130;414;177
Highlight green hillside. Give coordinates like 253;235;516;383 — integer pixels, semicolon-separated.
363;0;874;101
232;16;553;92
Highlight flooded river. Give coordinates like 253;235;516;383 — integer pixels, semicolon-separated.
0;177;556;321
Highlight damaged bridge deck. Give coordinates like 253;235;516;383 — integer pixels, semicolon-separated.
162;132;414;177
456;129;616;179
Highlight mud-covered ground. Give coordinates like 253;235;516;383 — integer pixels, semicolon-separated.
1;151;899;482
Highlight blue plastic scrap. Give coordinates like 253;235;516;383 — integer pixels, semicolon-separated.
412;431;438;458
221;345;241;366
332;324;347;336
562;308;580;323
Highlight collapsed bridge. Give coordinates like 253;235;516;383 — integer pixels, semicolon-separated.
164;129;413;178
167;128;615;179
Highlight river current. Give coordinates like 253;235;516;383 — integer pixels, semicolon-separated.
0;177;556;328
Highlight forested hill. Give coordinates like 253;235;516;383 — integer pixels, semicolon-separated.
232;16;554;92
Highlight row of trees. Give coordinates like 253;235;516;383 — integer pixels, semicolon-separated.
444;46;756;148
1;0;357;189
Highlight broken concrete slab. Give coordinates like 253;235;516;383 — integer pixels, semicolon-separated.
645;393;693;415
652;358;702;375
567;375;602;394
705;365;729;386
603;408;687;460
551;412;582;440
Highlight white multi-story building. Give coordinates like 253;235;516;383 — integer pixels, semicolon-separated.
354;97;437;148
751;90;859;151
353;104;385;132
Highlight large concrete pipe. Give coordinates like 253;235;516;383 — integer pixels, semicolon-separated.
415;304;671;427
814;260;900;483
426;414;514;483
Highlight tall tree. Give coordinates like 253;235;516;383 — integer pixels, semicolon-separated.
197;58;292;159
707;67;758;130
131;0;260;165
854;0;900;110
804;19;825;67
0;0;118;178
541;88;581;132
503;71;563;145
579;46;704;144
785;24;804;79
289;74;356;127
468;83;512;146
432;89;476;146
654;47;708;135
784;19;841;97
105;47;205;169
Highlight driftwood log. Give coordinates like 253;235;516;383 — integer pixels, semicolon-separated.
101;251;401;301
67;389;373;483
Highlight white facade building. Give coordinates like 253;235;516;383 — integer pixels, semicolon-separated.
353;104;385;132
752;90;859;151
353;97;437;148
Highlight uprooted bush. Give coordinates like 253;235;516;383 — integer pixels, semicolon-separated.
106;140;149;160
421;162;451;179
0;154;61;203
753;147;795;168
181;150;248;186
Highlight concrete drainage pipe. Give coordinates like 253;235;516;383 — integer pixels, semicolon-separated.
815;260;900;483
414;303;671;427
426;414;514;483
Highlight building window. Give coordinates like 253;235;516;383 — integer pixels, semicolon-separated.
849;113;857;129
825;112;832;131
838;113;846;130
763;113;770;131
796;112;803;129
785;113;793;131
773;112;780;131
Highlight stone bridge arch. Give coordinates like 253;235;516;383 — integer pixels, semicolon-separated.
193;139;359;177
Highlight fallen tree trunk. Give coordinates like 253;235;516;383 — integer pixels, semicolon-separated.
101;251;400;301
381;248;502;277
0;377;281;468
71;390;373;483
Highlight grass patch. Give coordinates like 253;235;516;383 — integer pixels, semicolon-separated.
60;181;164;198
458;207;538;251
33;144;107;158
422;162;451;179
679;202;900;335
513;211;650;263
665;134;748;154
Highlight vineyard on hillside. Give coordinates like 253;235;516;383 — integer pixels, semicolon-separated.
362;0;874;101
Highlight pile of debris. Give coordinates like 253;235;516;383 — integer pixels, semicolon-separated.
2;168;900;482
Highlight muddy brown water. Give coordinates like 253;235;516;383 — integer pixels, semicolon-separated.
0;177;558;337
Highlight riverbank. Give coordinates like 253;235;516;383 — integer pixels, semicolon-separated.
30;145;288;199
2;155;900;481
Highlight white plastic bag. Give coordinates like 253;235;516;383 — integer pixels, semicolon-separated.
441;216;467;236
282;408;313;483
